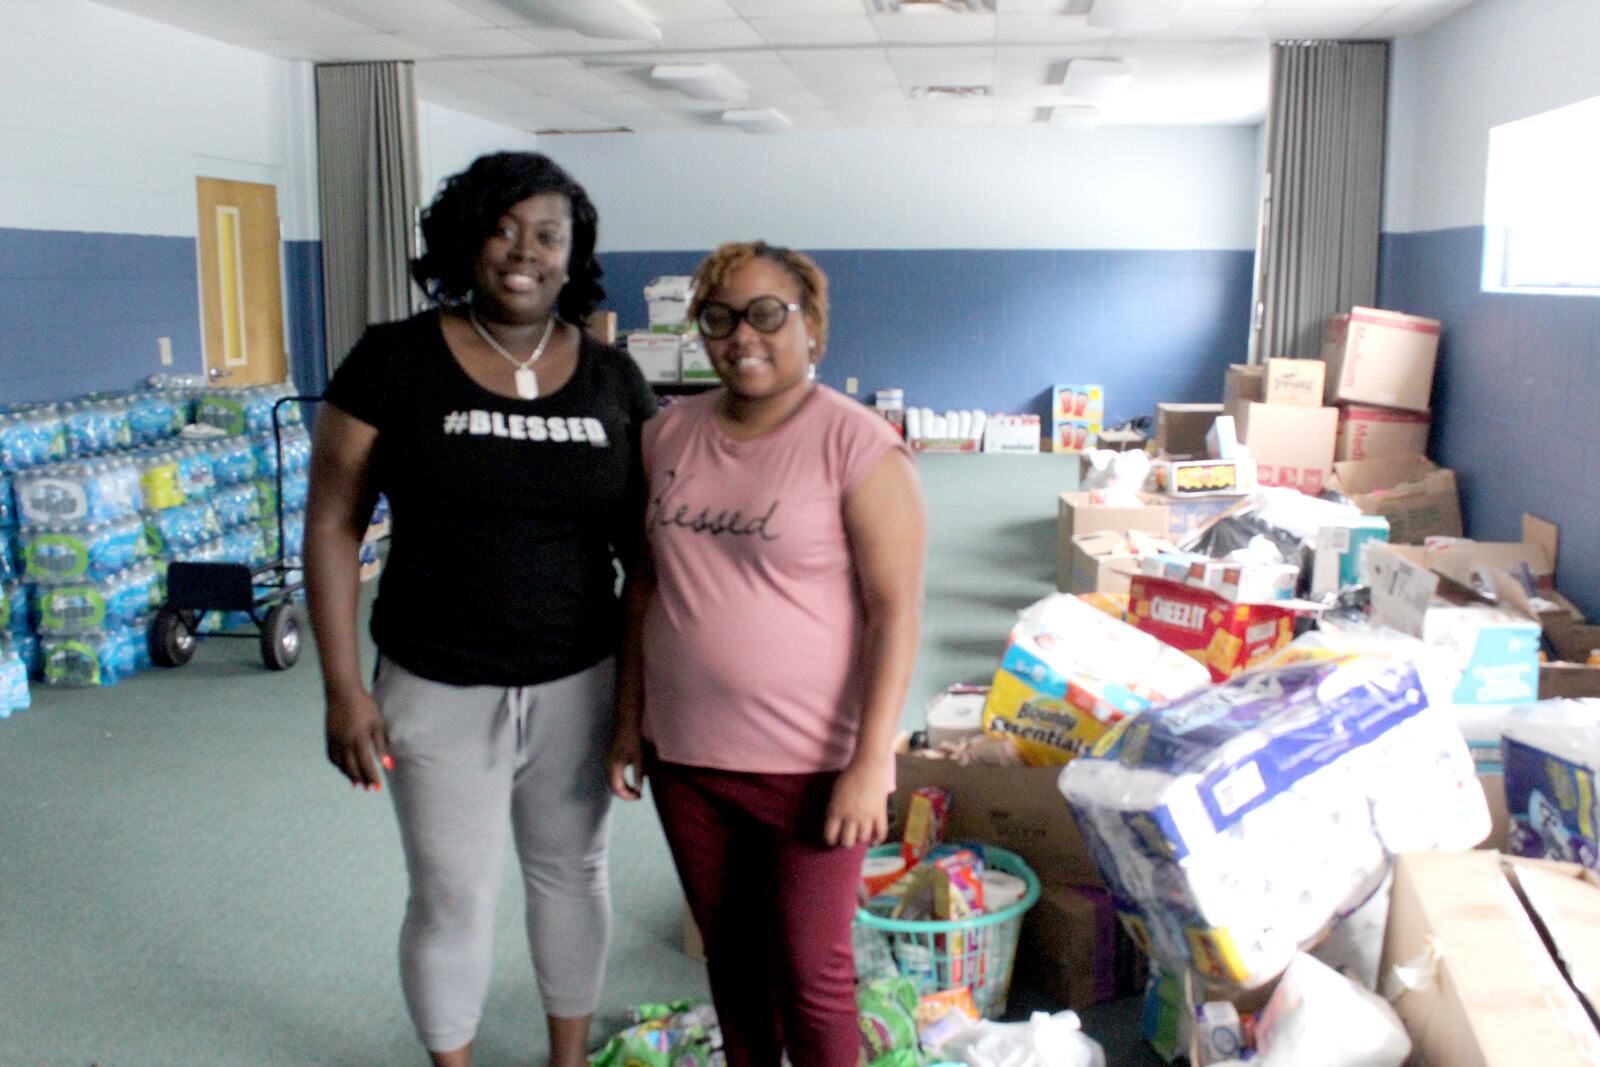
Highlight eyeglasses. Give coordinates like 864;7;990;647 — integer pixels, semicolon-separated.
696;296;802;340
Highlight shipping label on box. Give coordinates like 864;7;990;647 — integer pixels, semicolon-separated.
1128;575;1295;681
1241;402;1337;494
1320;306;1441;412
1335;404;1431;462
1263;358;1326;407
1053;384;1104;422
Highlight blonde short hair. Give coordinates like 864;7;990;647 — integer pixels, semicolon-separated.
688;241;830;357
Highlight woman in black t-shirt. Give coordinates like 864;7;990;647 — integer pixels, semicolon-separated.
305;153;654;1067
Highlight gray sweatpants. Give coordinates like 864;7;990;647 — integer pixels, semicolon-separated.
373;655;615;1053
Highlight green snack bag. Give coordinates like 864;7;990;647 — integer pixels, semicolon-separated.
857;977;920;1061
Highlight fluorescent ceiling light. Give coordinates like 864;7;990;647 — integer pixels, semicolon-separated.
1087;0;1182;31
868;0;995;12
1050;104;1101;130
510;0;661;41
722;107;792;134
1061;58;1134;99
651;63;748;102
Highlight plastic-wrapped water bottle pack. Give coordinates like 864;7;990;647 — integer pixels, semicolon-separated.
206;435;258;486
144;501;223;555
59;398;134;456
12;458;143;526
0;644;30;716
125;390;193;445
2;581;29;635
211;481;263;529
34;563;163;636
41;625;152;687
21;514;150;582
195;384;304;437
250;425;312;476
0;408;68;470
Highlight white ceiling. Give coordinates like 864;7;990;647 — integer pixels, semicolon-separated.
89;0;1479;133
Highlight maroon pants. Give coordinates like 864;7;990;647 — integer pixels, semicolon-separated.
646;748;866;1067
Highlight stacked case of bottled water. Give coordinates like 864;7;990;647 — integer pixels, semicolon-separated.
0;384;315;691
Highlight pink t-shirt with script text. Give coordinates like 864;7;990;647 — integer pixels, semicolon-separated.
640;386;911;774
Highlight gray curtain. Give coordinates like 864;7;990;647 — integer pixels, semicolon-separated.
1251;41;1388;362
314;61;420;374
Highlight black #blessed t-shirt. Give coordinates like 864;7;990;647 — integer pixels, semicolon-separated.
323;310;656;686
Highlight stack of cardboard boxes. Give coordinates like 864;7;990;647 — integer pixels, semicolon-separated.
624;276;715;384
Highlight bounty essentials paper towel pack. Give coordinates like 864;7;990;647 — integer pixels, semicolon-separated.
982;593;1212;766
1058;657;1487;989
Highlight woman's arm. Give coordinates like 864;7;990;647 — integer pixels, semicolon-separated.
827;448;927;847
606;550;655;801
304;405;387;790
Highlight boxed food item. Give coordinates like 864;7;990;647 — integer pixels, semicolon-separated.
1156;457;1257;498
626;332;681;383
1336;404;1431;462
1381;851;1600;1067
1155;403;1223;459
982;414;1041;454
1320;306;1441;412
1262;358;1326;407
1127;574;1296;681
1310;515;1390;596
1052;419;1102;454
1053;384;1105;423
1060;658;1487;988
1238;402;1338;494
1329;454;1462;543
981;592;1212;766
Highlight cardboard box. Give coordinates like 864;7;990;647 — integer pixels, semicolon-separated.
1155;403;1223;459
891;751;1102;890
583;309;617;345
1057;493;1170;588
1052;383;1104;422
1052;418;1103;454
1310;515;1390;596
1096;427;1146;453
1069;529;1166;596
678;336;714;380
1321;306;1441;412
1015;883;1142;1012
1163;494;1247;542
1156;456;1256;497
1239;401;1337;494
1262;357;1326;407
1336;404;1432;462
982;414;1041;454
625;331;681;382
1222;364;1264;425
1329;454;1462;543
1127;574;1296;681
1382;851;1600;1067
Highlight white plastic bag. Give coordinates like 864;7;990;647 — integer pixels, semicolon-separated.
1233;953;1411;1067
937;1010;1106;1067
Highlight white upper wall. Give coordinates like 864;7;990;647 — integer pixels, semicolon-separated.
1386;0;1600;234
0;0;321;239
418;102;540;206
544;125;1261;252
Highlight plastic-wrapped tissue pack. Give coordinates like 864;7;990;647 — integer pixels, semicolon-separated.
1059;656;1488;988
1501;699;1600;871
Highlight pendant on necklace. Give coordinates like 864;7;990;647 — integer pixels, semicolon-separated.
514;367;539;400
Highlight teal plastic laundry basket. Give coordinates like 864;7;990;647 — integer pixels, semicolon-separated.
854;844;1041;1019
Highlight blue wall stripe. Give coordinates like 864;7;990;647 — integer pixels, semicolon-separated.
0;228;326;406
597;247;1255;425
1379;226;1600;618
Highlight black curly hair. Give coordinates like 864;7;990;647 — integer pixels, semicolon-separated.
410;152;604;323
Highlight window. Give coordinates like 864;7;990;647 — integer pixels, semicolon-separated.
1482;94;1600;295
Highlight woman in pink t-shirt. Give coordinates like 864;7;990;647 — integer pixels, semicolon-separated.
607;241;926;1066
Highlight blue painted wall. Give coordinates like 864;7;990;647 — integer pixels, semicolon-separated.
1380;226;1600;618
0;228;327;405
0;228;203;402
598;247;1255;427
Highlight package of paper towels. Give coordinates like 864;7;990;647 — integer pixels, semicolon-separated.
1502;698;1600;870
1058;656;1488;989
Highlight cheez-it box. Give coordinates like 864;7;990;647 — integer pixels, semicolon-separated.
1128;575;1295;681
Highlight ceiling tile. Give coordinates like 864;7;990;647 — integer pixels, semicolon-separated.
508;24;651;52
482;58;626;93
310;0;495;32
397;27;539;56
828;105;918;127
752;16;880;46
809;82;910;106
1246;7;1391;38
635;0;740;18
656;19;767;48
886;46;996;87
267;31;438;59
728;0;867;14
872;12;997;44
995;14;1110;41
781;50;900;87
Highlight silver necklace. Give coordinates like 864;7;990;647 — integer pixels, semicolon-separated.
468;307;556;400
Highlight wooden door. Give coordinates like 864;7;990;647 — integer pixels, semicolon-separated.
195;177;288;387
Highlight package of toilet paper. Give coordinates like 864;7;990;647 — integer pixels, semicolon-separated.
1058;656;1487;989
1501;699;1600;871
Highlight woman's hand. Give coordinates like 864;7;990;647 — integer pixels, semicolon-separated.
824;761;890;848
607;721;646;801
325;688;390;791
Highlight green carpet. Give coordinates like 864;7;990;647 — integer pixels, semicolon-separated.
0;454;1158;1066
